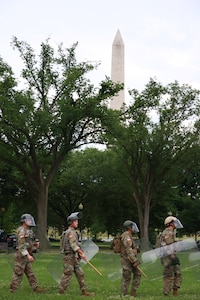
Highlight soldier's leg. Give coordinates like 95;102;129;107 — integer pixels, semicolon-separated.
74;263;86;291
59;256;74;293
74;260;95;296
10;253;26;292
173;265;182;294
130;266;141;295
121;268;131;295
163;265;174;296
24;262;38;290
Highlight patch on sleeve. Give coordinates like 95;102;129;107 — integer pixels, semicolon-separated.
18;229;25;239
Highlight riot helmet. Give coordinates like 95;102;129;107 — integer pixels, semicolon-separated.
67;212;82;225
20;214;36;227
164;216;183;228
123;220;139;232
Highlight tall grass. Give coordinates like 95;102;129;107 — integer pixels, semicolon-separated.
0;247;199;299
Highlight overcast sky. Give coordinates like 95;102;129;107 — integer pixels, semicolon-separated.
1;0;200;104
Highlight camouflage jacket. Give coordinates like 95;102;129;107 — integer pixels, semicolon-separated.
60;227;80;254
121;231;139;263
16;226;35;256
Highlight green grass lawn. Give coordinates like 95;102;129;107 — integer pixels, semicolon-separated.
0;246;200;299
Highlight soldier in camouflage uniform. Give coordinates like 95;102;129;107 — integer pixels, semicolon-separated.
160;216;183;297
10;214;46;293
59;212;95;296
120;220;141;297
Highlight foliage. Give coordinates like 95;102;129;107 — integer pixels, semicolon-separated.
48;148;136;236
0;38;123;249
107;78;200;248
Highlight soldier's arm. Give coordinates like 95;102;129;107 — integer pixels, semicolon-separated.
17;228;34;261
121;235;138;263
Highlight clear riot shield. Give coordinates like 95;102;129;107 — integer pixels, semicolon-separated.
142;238;197;264
79;239;99;265
105;252;122;281
47;239;99;283
141;239;198;281
188;251;200;281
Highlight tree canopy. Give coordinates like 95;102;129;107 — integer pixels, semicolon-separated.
107;79;200;248
0;38;122;249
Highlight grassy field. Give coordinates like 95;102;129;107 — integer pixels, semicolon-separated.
0;244;200;300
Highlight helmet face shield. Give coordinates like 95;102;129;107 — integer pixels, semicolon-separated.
132;222;139;233
123;220;139;232
21;214;36;227
174;219;183;229
25;216;36;227
67;212;82;224
164;216;183;229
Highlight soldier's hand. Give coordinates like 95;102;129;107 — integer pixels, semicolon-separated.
171;256;180;265
133;260;139;267
27;253;34;262
135;245;140;253
77;248;86;261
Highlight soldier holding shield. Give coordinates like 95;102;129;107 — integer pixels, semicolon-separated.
59;212;95;296
120;220;141;297
159;216;183;296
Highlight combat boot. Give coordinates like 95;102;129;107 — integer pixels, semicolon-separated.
82;290;95;296
33;287;46;293
173;289;178;296
130;290;137;297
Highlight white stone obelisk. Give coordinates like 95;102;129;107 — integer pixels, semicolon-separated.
110;30;125;110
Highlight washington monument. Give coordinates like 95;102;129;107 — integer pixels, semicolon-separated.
110;30;125;110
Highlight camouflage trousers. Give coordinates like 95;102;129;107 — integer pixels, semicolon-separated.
10;251;38;291
120;256;141;295
59;254;86;292
162;260;182;295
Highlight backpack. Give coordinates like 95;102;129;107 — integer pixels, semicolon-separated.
110;236;122;253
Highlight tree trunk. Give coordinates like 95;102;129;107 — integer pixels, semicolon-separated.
135;194;151;251
36;184;50;250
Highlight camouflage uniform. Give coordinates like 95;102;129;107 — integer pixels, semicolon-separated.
59;227;86;293
120;231;141;295
10;226;39;292
160;227;182;295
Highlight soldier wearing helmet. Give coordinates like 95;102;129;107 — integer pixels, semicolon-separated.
164;216;183;229
59;212;95;297
10;214;46;293
160;215;183;296
120;220;141;297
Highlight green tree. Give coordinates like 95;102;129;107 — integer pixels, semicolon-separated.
48;148;134;236
0;38;122;249
177;143;200;237
109;79;200;249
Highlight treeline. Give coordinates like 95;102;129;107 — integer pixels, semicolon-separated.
0;38;200;249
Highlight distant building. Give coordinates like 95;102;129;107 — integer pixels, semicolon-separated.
110;30;125;110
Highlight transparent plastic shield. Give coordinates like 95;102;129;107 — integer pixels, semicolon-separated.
188;251;200;281
47;239;99;283
141;259;163;281
141;251;199;281
47;253;63;284
80;239;99;265
105;251;148;281
141;240;198;281
142;238;197;264
103;252;122;281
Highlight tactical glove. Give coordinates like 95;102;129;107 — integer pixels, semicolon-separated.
171;256;180;265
